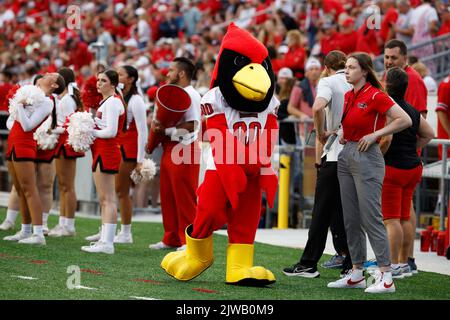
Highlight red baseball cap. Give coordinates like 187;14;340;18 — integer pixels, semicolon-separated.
146;86;158;101
342;17;355;27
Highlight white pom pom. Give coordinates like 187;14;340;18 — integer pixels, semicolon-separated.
130;169;143;184
141;159;157;181
9;85;46;118
130;159;157;184
67;112;96;152
33;116;59;150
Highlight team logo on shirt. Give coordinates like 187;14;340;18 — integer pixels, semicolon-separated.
357;102;367;110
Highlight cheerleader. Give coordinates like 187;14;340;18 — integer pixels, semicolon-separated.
47;67;85;237
3;73;65;245
81;69;125;254
35;83;58;236
113;65;148;243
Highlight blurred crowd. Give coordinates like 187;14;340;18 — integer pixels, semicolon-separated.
0;0;449;111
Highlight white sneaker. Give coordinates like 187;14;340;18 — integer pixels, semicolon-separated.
114;233;133;244
43;225;49;236
18;234;46;245
176;244;187;251
3;231;31;241
400;264;413;277
81;241;114;254
85;229;101;241
365;270;395;293
148;241;177;250
0;220;15;231
61;227;76;237
391;265;405;279
48;225;65;237
327;269;366;289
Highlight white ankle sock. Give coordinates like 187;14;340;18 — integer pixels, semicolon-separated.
121;224;131;235
42;213;49;226
33;225;43;237
6;209;19;223
21;224;32;235
59;216;67;227
104;224;117;245
100;224;105;242
383;271;393;282
65;218;75;230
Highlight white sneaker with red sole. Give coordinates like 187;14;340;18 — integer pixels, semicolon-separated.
365;270;395;293
327;269;366;289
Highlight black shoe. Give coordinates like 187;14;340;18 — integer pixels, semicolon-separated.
408;257;418;274
282;263;320;278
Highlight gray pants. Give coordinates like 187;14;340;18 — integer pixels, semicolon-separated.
337;142;391;267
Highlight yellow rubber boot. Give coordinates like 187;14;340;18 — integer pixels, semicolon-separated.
226;243;276;286
161;225;213;281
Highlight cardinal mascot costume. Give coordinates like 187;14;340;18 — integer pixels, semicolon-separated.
161;23;279;286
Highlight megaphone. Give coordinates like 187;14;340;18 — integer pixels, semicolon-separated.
146;84;191;154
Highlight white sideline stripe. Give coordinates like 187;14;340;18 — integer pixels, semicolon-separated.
129;296;160;300
74;285;97;290
12;275;37;280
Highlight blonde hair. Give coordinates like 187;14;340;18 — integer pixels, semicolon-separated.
411;62;428;78
287;29;302;47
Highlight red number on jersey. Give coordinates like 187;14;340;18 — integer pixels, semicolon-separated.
232;121;262;144
200;103;214;116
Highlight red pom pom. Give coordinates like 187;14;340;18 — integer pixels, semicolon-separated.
4;84;20;113
81;76;102;110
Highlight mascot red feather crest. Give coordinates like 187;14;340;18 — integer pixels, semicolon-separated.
161;23;279;287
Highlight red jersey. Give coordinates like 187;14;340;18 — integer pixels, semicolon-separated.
342;83;395;142
404;65;428;114
436;75;450;138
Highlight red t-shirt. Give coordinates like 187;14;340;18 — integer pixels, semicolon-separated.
342;83;395;142
435;75;450;159
380;7;399;43
356;22;381;56
404;65;428;114
436;75;450;138
283;46;306;78
336;31;357;55
437;20;450;37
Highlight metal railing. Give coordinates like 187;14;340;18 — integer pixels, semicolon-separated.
373;33;450;81
421;139;450;231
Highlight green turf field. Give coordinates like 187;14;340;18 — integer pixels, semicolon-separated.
0;209;449;300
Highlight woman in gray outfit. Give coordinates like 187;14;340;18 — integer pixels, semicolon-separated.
327;53;412;293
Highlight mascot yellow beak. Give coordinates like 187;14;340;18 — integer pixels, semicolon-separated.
232;63;271;101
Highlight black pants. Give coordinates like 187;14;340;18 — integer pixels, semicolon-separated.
299;159;352;269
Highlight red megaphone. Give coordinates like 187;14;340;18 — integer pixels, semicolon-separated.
146;84;192;154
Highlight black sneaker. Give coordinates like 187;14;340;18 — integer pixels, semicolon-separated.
408;257;418;274
282;264;320;278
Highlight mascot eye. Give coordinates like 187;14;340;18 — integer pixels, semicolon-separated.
262;60;269;70
234;56;248;68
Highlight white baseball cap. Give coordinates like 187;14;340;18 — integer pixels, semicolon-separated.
278;67;293;79
305;57;321;71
